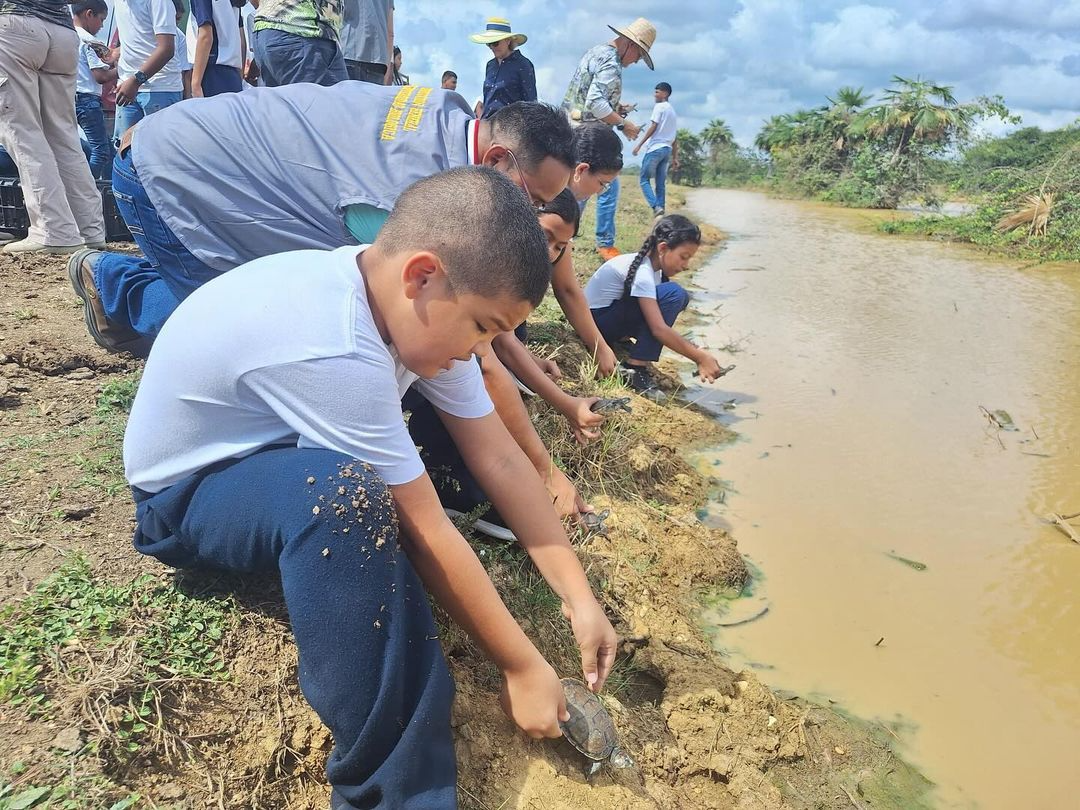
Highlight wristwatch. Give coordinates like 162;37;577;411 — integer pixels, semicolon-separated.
134;70;150;86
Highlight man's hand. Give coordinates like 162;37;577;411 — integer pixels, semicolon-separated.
632;144;642;156
696;355;725;383
672;157;680;171
594;343;618;378
545;464;592;519
500;659;568;738
621;120;641;140
563;599;617;692
535;356;561;381
244;59;260;85
115;76;140;106
560;396;605;445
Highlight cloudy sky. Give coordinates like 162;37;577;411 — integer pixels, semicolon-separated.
394;0;1080;158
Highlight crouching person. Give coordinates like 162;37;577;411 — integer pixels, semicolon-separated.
123;167;617;808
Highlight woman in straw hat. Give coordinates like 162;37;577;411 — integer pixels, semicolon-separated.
470;17;536;120
561;17;656;260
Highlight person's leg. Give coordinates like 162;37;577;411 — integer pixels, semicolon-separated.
629;282;689;363
113;95;145;144
638;149;659;210
75;93;113;180
201;63;243;96
132;447;457;808
0;15;84;248
654;147;671;211
134;90;182;118
254;28;325;87
595;175;619;248
38;24;104;246
92;149;221;338
324;42;348;86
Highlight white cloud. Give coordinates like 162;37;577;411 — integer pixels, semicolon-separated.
388;0;1080;153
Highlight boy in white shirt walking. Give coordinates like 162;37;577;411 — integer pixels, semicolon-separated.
633;81;679;216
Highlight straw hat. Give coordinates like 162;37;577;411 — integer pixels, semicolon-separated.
470;17;528;46
607;17;656;70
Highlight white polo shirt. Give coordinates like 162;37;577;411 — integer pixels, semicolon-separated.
113;0;182;92
124;245;493;493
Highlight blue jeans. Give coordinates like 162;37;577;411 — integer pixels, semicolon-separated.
75;93;113;180
113;91;182;143
595;176;619;248
591;282;690;362
0;145;16;176
95;149;221;340
639;146;671;211
132;446;456;808
254;28;347;87
200;62;243;96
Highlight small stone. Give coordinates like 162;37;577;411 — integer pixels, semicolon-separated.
50;727;82;752
312;505;320;515
66;368;95;380
307;476;316;484
321;548;330;557
375;537;385;549
0;378;9;397
834;745;846;755
373;619;381;628
60;504;95;521
767;715;778;728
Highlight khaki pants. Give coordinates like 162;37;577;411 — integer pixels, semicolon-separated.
0;14;104;245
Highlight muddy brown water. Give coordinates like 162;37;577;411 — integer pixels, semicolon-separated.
684;189;1080;809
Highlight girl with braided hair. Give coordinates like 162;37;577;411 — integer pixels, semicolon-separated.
584;214;729;393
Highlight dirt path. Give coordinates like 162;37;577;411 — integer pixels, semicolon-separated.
0;246;930;809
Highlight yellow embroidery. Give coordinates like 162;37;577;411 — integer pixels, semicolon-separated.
381;86;419;141
402;87;433;132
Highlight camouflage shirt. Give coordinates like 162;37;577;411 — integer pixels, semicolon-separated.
253;0;340;41
0;0;73;29
562;43;622;124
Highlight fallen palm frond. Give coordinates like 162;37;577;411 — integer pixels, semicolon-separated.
995;191;1055;236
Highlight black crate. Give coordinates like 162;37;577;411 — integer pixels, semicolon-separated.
0;178;132;243
0;178;30;235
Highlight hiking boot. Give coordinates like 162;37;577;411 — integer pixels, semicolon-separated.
620;361;657;393
597;246;621;262
3;238;82;255
67;249;151;356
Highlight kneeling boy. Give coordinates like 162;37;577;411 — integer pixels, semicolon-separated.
123;168;617;808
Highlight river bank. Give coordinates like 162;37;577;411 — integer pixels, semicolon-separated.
0;187;928;809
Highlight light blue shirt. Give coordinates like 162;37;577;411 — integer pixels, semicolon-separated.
133;82;474;271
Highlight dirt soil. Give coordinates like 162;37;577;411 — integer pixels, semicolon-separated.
0;249;930;809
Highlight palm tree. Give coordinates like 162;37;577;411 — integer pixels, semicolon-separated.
823;86;870;153
852;76;974;162
701;118;735;163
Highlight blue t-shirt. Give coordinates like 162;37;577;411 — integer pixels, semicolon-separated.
481;49;536;119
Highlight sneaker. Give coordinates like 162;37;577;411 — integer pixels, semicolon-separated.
3;238;83;255
67;249;152;356
597;246;621;262
620;361;657;393
82;240;107;249
653;206;665;217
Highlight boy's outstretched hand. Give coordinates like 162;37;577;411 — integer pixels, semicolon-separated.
563;599;618;692
500;659;568;739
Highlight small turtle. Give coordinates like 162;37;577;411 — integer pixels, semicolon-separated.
580;508;611;536
559;677;634;777
590;396;632;414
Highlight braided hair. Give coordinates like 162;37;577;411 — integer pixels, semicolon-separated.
623;214;702;299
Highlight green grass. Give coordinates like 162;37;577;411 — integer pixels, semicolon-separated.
0;778;139;810
0;556;232;752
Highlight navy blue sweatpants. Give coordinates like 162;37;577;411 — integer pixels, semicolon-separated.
591;281;690;363
132;446;456;808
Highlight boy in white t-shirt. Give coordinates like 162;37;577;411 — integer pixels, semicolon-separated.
124;167;616;808
112;0;184;139
632;81;679;216
72;0;118;180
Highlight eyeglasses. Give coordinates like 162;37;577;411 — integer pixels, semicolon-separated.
598;179;613;193
504;148;544;211
552;241;571;265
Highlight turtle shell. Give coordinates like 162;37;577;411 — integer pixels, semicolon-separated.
559;677;618;761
